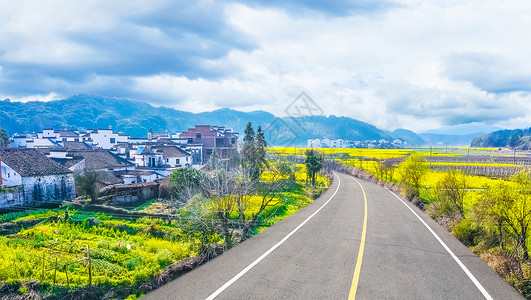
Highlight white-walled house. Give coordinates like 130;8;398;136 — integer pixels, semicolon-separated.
131;145;191;168
11;134;28;148
307;139;321;148
0;149;76;206
113;170;163;184
133;146;164;168
307;138;350;148
181;143;203;165
12;129;80;149
321;138;332;148
87;129;130;149
160;146;191;167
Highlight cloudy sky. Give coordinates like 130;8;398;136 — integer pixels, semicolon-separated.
1;0;530;132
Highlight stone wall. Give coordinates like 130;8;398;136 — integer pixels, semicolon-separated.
22;174;76;204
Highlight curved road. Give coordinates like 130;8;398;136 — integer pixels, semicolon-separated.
143;172;522;299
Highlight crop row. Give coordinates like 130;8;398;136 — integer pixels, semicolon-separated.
0;214;199;288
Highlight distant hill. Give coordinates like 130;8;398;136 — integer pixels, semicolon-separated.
471;128;531;149
0;94;397;146
421;123;502;135
419;133;480;146
388;129;425;146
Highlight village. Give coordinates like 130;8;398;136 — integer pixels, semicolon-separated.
0;125;239;208
307;137;407;149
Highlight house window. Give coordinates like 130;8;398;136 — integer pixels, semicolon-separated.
110;138;116;143
8;173;10;178
166;158;169;163
196;133;201;139
177;158;180;164
188;138;193;143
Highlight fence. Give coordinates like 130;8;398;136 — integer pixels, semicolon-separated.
0;245;94;287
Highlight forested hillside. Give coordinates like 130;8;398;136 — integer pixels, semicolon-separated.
0;94;402;145
471;128;531;149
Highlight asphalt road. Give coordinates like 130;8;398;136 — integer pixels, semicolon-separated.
143;172;523;299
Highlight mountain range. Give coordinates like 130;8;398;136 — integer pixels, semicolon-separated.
0;94;497;146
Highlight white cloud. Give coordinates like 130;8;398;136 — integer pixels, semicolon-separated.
1;0;531;132
129;1;531;131
8;92;60;103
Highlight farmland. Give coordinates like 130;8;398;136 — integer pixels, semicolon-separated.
0;159;330;299
0;208;198;298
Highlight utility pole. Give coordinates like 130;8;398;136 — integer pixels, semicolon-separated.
429;145;432;167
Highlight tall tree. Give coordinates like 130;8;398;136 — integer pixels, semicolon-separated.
473;169;531;261
0;128;9;149
243;122;255;145
168;168;208;203
242;122;260;181
305;150;323;186
398;153;429;190
255;126;268;173
472;182;513;249
75;171;99;201
431;170;467;219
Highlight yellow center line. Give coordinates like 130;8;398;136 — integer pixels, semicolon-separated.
348;177;368;300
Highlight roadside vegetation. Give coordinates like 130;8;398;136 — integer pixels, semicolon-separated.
0;124;330;299
271;146;531;297
300;146;531;298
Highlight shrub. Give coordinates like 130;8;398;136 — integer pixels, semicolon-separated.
156;249;173;268
125;257;142;271
400;183;419;201
452;218;478;246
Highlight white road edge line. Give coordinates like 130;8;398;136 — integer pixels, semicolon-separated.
387;189;493;300
205;173;342;300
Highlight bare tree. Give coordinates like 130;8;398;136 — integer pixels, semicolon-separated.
431;170;467;219
472;169;531;261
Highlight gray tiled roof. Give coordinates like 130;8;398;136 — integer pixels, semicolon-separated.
158;146;190;157
62;141;95;150
55;130;79;137
95;170;124;185
113;170;156;176
69;150;134;170
0;148;72;177
52;157;84;169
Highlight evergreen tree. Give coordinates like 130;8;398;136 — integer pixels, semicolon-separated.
242;122;258;180
0;128;9;149
256;126;268;173
243;122;255;145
